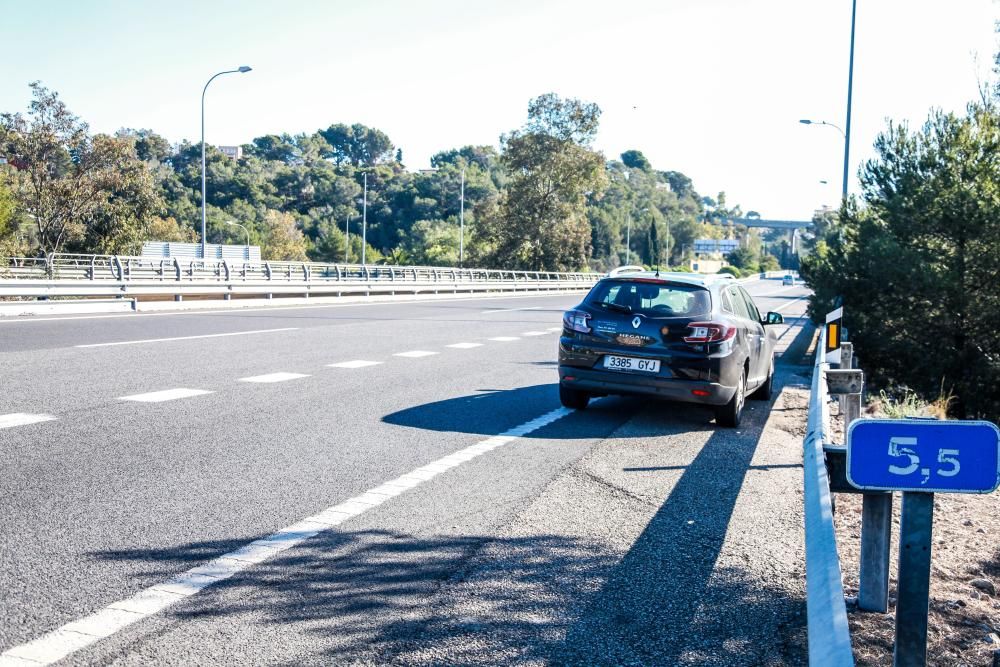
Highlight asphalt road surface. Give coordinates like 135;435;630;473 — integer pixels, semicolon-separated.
0;278;814;666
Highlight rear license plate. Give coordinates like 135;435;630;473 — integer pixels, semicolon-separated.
602;355;660;373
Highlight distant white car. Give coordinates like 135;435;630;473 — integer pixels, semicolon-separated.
782;275;795;286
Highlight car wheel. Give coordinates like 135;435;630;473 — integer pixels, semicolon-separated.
559;384;590;410
750;356;774;401
716;368;746;427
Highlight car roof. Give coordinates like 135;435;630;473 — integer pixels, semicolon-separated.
602;270;737;288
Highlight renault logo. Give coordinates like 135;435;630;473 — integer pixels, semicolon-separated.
632;316;641;329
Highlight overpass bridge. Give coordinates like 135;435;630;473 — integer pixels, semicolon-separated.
727;217;813;230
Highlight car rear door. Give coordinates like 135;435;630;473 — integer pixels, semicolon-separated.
736;286;769;384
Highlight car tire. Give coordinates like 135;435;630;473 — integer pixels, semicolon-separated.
716;368;746;427
750;357;774;401
559;384;590;410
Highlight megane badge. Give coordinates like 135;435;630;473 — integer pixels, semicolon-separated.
632;316;641;329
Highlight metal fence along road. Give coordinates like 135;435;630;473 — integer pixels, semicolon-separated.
0;253;598;300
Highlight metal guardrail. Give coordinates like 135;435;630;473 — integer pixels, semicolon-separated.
0;253;598;299
803;326;855;665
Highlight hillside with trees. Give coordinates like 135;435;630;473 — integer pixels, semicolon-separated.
1;84;783;274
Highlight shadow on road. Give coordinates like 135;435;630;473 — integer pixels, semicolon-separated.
86;374;806;664
382;383;656;438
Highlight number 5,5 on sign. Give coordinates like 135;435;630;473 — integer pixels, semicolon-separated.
847;419;1000;494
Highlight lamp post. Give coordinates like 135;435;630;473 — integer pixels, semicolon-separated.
344;214;351;263
361;172;368;266
459;167;465;267
799;0;857;203
201;66;252;260
224;221;249;258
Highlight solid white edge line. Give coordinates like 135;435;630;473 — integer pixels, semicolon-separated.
75;328;299;348
0;405;575;665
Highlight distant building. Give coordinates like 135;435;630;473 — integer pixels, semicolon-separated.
217;145;243;160
0;157;7;165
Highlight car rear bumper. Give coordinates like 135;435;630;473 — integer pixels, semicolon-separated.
558;365;737;406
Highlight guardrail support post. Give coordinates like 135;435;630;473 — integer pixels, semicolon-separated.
892;492;934;667
859;493;893;613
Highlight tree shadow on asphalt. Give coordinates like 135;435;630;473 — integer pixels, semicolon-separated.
88;378;806;665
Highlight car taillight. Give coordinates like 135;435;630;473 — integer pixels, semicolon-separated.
683;321;736;343
562;310;591;334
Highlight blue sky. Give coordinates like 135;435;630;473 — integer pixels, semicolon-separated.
3;0;997;220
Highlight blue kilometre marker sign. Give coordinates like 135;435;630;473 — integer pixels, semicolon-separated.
847;419;1000;493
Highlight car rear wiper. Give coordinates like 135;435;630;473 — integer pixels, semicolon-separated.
598;302;632;314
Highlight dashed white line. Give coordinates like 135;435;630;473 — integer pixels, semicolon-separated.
547;327;563;332
238;372;311;383
522;331;548;336
0;405;575;665
393;350;438;358
327;360;383;369
481;306;543;314
446;342;483;349
0;413;57;430
488;336;520;342
772;295;809;312
118;388;214;403
74;328;299;348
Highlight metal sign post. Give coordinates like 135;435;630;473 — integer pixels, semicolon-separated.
846;418;1000;665
894;491;934;667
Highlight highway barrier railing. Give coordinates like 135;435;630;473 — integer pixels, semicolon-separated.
803;326;855;666
0;253;599;301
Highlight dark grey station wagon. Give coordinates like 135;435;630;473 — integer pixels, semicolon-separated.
558;271;783;427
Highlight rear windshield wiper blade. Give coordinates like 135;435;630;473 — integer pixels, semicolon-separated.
598;302;632;314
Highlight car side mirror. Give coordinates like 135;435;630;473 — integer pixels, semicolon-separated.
765;311;783;325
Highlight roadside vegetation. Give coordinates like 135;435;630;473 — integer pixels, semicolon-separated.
0;84;790;274
801;92;1000;422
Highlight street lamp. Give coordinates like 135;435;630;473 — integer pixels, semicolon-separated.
224;221;250;257
201;65;252;259
360;172;368;266
459;167;465;267
799;0;857;204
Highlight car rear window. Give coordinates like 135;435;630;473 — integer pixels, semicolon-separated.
586;280;711;318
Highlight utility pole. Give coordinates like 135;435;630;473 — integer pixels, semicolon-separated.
344;215;350;263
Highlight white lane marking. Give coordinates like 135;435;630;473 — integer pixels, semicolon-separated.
0;405;574;665
547;327;562;332
481;306;543;314
488;336;520;342
772;295;809;313
750;284;801;297
0;293;580;325
238;372;311;384
0;413;57;430
522;331;548;336
446;343;483;349
119;388;213;403
74;328;298;348
393;350;438;358
327;360;383;369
